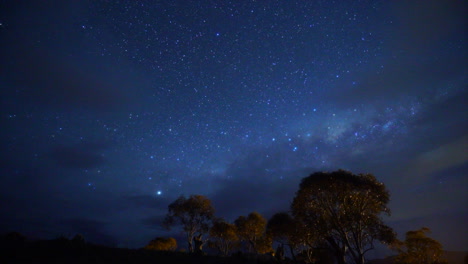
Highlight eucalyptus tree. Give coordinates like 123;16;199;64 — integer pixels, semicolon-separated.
163;195;215;253
292;170;396;264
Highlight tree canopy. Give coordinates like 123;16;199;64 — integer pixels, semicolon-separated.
208;218;239;256
395;227;447;264
234;211;272;254
266;212;302;260
155;170;431;263
267;212;295;246
163;194;215;253
291;170;396;264
145;237;177;251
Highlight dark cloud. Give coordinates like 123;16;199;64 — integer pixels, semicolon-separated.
211;178;292;221
0;190;121;243
207;147;321;221
122;195;172;232
411;92;468;142
326;0;466;107
123;194;172;209
0;1;145;112
388;0;466;50
2;46;141;112
431;162;468;182
141;216;165;231
403;137;468;183
384;93;468;185
0;216;59;241
341;56;464;104
49;142;110;169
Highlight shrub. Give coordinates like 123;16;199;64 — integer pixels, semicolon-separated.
145;237;177;251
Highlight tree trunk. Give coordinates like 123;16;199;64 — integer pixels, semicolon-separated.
326;237;346;264
188;240;193;253
337;252;346;264
249;240;256;253
352;247;365;264
337;244;347;264
287;244;296;261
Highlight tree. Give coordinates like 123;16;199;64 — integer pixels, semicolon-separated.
267;212;293;246
255;235;273;255
267;213;330;263
208;218;239;256
290;219;322;263
163;195;215;253
145;237;177;251
234;212;272;254
395;227;447;264
267;212;301;260
291;170;396;264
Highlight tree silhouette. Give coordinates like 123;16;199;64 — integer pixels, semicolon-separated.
208;218;239;256
266;212;323;262
0;232;27;250
163;194;215;253
71;234;86;250
145;237;177;251
291;170;396;264
267;212;301;260
234;211;272;254
395;227;447;264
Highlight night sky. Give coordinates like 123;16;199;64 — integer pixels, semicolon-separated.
1;0;467;255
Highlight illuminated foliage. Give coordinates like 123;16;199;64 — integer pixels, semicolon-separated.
255;234;273;254
395;227;447;264
291;170;396;264
234;212;272;254
145;237;177;251
163;195;215;253
208;219;239;256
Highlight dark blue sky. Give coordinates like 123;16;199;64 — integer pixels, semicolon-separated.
0;0;466;254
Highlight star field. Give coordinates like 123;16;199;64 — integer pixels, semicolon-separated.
0;0;467;253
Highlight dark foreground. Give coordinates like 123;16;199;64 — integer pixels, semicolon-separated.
0;238;283;264
2;237;467;264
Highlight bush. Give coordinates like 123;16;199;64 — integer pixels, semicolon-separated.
144;237;177;251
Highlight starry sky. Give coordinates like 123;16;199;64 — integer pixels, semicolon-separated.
0;0;467;254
